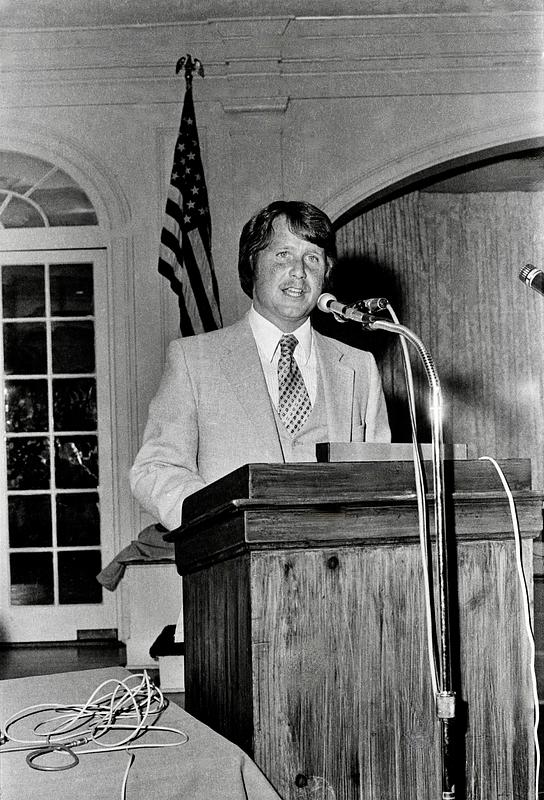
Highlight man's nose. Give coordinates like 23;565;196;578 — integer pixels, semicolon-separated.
289;256;306;277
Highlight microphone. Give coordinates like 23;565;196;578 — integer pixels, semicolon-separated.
317;293;388;322
519;264;544;297
355;296;389;313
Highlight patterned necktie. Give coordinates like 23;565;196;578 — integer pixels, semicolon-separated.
277;333;312;436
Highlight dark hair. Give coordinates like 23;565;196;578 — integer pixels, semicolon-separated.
238;200;336;298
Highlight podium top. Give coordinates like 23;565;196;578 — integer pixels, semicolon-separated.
164;459;543;572
167;458;534;535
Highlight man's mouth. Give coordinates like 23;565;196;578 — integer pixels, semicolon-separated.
282;286;306;298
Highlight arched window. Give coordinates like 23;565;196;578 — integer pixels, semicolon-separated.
0;151;98;228
0;150;116;641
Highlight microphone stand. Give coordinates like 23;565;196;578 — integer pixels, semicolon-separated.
359;313;457;800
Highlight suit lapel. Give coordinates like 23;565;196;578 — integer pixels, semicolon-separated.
314;331;354;442
218;316;284;462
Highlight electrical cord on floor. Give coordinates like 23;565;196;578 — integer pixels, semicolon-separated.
479;455;540;800
0;671;189;800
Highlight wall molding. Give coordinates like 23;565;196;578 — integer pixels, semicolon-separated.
1;13;542;107
221;97;290;114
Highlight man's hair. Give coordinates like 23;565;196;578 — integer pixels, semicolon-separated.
238;200;336;298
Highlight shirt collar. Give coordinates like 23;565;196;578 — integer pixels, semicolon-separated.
248;305;313;364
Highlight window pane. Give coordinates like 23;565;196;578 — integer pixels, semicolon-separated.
5;379;48;432
53;378;96;432
50;263;94;316
57;493;100;546
32;187;98;227
52;321;95;373
7;437;50;489
8;495;52;547
58;550;102;604
3;322;47;374
55;435;98;488
2;264;45;317
0;194;45;229
10;552;53;605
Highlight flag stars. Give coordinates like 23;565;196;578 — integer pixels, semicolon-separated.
160;86;221;335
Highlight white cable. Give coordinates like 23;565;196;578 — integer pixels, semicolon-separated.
3;672;167;746
0;671;189;800
479;455;540;800
121;752;135;800
387;302;440;697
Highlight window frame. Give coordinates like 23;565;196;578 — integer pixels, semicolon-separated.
0;247;117;641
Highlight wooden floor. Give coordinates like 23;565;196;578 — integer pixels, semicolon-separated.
0;640;185;707
0;640;127;679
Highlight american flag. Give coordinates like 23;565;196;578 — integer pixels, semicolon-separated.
158;84;222;336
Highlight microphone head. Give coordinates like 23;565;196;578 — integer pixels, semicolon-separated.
360;297;389;312
519;264;536;284
317;293;336;313
519;263;544;297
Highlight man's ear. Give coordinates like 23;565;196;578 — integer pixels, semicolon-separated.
322;258;335;292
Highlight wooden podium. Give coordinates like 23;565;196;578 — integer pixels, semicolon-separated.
166;459;542;800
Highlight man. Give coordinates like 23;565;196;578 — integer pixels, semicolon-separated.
130;200;390;530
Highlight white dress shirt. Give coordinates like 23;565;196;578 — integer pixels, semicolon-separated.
248;305;318;408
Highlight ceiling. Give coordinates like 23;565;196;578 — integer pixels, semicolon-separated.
0;0;540;30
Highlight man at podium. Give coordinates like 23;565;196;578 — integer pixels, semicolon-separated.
130;200;390;530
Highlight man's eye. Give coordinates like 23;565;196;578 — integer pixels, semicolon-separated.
306;254;323;265
276;251;290;258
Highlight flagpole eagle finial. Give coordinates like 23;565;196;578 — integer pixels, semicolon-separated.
176;54;205;88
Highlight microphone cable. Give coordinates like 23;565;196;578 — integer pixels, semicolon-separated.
0;671;189;800
478;456;540;800
385;301;440;697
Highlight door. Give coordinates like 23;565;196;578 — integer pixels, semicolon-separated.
0;249;117;641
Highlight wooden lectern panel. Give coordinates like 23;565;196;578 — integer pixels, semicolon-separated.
171;461;541;799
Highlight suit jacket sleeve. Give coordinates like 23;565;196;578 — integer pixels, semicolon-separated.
362;351;391;442
130;340;206;531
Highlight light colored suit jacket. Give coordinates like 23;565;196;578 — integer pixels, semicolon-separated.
130;314;390;530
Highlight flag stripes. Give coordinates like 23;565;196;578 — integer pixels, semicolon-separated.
158;83;222;336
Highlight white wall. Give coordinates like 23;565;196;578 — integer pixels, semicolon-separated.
1;10;543;541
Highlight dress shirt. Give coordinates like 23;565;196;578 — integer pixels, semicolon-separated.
248;305;317;407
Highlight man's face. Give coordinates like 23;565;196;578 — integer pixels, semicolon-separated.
252;216;328;332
